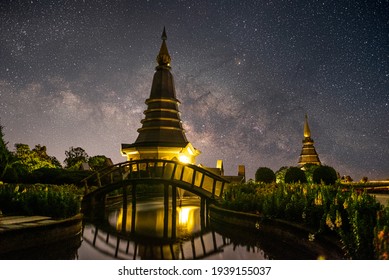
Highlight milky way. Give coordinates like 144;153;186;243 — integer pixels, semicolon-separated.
0;0;388;180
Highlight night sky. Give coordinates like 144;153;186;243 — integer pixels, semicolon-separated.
0;0;388;180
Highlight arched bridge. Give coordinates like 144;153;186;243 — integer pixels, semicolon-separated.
81;159;230;207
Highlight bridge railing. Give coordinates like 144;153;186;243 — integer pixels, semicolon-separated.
82;224;230;260
81;159;230;198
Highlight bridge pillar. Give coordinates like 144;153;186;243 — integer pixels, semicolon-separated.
122;185;128;232
200;198;206;229
163;183;169;238
131;184;137;233
171;185;177;239
199;198;211;228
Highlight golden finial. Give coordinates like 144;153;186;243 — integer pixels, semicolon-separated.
156;27;171;67
304;114;311;138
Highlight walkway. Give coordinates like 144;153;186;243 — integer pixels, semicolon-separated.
0;214;83;257
0;216;56;232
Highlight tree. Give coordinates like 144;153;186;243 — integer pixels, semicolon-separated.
14;143;61;172
312;165;338;185
32;144;62;168
255;167;276;183
0;125;24;182
284;167;307;183
88;155;111;171
360;176;368;183
64;146;89;170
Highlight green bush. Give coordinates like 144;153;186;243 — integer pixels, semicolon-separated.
221;182;388;259
284;167;307;183
301;163;320;183
24;168;92;186
255;167;276;183
312;165;338;185
275;166;288;183
0;183;81;218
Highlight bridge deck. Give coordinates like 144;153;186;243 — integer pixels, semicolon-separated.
82;159;230;203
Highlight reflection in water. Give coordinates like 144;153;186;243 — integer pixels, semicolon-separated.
78;196;326;260
113;201;199;239
78;197;268;260
0;233;82;260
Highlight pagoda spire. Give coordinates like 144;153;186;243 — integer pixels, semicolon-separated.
303;114;311;138
121;28;200;164
298;114;321;166
156;27;171;68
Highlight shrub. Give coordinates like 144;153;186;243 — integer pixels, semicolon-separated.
221;182;388;259
312;165;338;185
301;163;320;183
275;166;288;183
284;167;307;183
24;168;92;186
0;183;81;218
255;167;276;183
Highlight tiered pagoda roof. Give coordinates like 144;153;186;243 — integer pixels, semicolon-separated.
298;114;321;166
121;28;200;163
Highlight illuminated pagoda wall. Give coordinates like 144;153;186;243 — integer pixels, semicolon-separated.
298;114;321;166
121;28;200;164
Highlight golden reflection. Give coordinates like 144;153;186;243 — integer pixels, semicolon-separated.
114;203;199;237
177;206;197;231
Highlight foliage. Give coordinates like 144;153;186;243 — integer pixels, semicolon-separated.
301;163;320;183
14;143;62;172
284;167;307;183
64;146;89;170
0;183;82;218
374;206;389;259
222;182;388;259
312;165;338;185
0;125;26;182
88;155;111;171
275;166;288;183
255;167;276;183
24;168;93;187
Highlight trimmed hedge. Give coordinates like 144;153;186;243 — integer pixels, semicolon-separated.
313;165;338;185
255;167;276;183
285;167;307;183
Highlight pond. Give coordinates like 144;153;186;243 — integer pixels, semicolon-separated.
9;192;388;260
76;197;317;260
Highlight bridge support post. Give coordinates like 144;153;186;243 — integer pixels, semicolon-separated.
131;184;137;233
171;185;177;239
163;184;169;238
205;199;210;227
122;185;128;232
200;198;206;229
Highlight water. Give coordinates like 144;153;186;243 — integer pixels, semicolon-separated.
77;197;270;260
0;196;319;260
12;193;388;260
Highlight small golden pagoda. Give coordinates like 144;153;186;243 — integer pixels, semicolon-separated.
121;28;201;164
298;114;321;166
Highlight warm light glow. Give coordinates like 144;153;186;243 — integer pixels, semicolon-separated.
177;206;197;232
187;146;194;155
178;207;191;225
178;155;190;163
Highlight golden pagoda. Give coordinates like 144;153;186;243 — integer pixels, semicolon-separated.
121;28;200;164
298;114;321;166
